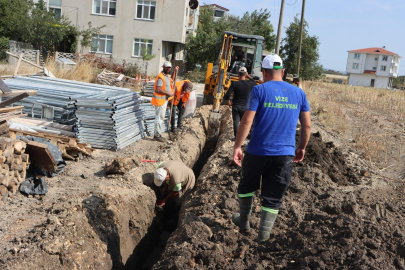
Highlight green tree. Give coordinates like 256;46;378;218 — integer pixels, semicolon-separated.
280;15;323;80
79;22;105;53
185;6;228;70
0;0;76;52
27;0;73;52
226;9;276;52
140;39;156;61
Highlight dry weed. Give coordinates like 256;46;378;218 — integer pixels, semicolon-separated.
45;57;97;83
0;62;41;76
302;81;405;164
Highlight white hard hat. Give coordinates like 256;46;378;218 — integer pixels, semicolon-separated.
154;168;167;187
163;61;172;68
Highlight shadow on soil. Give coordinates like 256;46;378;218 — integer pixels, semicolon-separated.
82;195;123;269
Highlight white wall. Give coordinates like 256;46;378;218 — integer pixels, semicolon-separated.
348;74;390;88
376;55;391;77
346;52;366;74
364;54;378;71
349;73;375;87
61;0;195;75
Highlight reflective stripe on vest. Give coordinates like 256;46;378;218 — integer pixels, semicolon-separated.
152;72;173;106
173;80;191;105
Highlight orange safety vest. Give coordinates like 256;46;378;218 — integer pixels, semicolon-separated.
152;72;174;106
173;80;191;106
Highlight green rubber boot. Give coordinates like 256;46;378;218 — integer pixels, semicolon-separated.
257;209;278;244
232;196;253;232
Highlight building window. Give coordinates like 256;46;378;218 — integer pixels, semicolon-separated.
354;53;360;59
133;38;153;57
382;56;388;61
381;65;387;71
214;10;225;18
136;1;156;20
92;35;113;54
374;57;378;61
188;9;195;29
93;0;116;16
352;63;359;69
48;0;62;18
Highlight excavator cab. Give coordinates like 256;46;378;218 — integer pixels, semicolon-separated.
203;31;264;106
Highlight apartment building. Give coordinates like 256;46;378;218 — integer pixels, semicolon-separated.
200;4;229;21
346;47;401;89
36;0;199;75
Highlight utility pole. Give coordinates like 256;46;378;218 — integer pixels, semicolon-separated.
275;0;285;55
296;0;306;77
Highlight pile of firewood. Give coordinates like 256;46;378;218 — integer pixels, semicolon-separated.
0;137;29;204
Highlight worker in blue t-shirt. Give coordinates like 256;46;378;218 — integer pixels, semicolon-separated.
231;54;311;244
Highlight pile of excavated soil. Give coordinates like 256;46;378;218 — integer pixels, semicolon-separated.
0;106;213;269
153;112;405;269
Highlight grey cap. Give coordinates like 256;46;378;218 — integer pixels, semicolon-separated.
163;61;172;68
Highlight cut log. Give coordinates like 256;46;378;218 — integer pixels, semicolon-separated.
21;153;29;163
0;156;5;164
0;120;9;138
9;131;16;140
0;113;27;121
25;140;56;173
1;174;10;186
14;141;26;155
0;185;7;196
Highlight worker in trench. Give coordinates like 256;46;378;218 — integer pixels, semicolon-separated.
153;160;195;221
168;80;193;132
232;54;312;244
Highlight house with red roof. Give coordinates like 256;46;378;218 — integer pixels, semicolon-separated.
200;4;229;21
346;47;401;89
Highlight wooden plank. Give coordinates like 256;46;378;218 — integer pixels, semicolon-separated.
10;117;74;132
0;78;12;93
13;53;24;77
0;92;29;108
25;140;57;173
8;128;78;143
0;106;24;113
0;113;27;122
0;90;37;97
6;51;44;70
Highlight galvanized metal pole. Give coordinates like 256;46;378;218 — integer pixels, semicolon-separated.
275;0;285;55
296;0;306;77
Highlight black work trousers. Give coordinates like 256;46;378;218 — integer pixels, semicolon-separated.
232;105;245;137
171;100;186;130
238;152;294;210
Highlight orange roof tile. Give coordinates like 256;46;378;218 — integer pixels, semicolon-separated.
348;47;398;56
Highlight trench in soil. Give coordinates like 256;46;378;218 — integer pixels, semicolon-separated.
128;137;219;270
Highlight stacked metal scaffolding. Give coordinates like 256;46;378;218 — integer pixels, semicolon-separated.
3;76;129;124
73;93;145;150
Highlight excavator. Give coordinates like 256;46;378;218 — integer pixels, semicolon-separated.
205;31;265;140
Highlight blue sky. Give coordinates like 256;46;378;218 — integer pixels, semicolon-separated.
203;0;405;75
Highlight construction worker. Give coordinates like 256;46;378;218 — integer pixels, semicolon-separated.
232;54;311;244
154;160;195;207
151;62;178;142
169;80;193;132
293;77;303;89
224;67;256;140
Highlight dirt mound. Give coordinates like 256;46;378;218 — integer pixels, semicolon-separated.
153;116;405;269
0;106;213;269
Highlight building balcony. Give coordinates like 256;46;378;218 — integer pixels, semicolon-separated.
391;62;399;67
389;72;394;77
